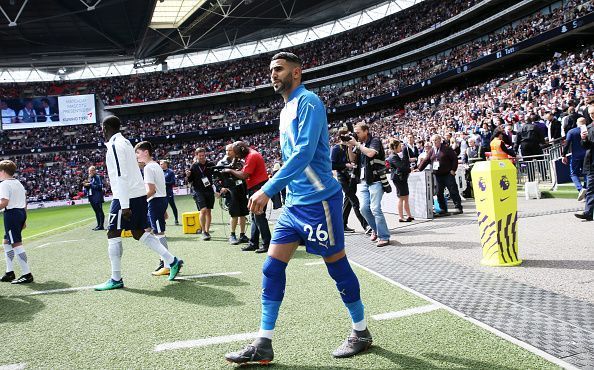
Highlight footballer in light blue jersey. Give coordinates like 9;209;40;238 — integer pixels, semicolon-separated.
225;52;372;366
261;84;341;206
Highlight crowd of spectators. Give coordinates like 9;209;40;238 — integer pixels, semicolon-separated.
0;0;480;104
334;46;594;154
318;0;593;106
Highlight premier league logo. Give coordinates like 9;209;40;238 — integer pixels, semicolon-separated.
478;177;487;192
500;175;510;191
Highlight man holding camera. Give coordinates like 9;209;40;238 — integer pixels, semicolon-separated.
347;122;391;247
331;127;369;233
216;144;250;245
186;148;215;241
222;141;271;253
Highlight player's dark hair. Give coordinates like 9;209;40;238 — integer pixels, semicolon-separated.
271;52;302;67
232;141;250;158
41;98;50;104
134;141;153;155
0;160;17;176
102;115;121;131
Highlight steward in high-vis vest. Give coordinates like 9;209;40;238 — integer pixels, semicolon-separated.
490;128;516;160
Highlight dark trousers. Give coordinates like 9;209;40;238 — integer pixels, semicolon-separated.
435;173;462;212
340;179;368;229
167;194;179;222
248;182;271;248
584;172;594;217
91;201;105;228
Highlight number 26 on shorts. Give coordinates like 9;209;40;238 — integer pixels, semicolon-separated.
303;223;328;242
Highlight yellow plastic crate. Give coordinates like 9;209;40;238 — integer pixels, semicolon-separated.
182;211;202;234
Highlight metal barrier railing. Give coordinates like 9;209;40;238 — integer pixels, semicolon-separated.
515;155;553;184
542;139;564;160
468;153;554;185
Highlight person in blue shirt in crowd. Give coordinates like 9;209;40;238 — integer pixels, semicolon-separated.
225;52;372;365
84;166;105;231
160;160;179;225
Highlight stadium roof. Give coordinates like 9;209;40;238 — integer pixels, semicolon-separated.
0;0;421;82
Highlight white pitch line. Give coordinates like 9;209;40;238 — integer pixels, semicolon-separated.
304;261;325;266
372;304;439;321
23;217;95;240
175;271;242;280
154;332;258;352
350;261;581;370
0;363;26;370
34;239;83;250
26;286;96;296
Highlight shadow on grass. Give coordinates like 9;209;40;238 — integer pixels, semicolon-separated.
0;295;45;323
126;282;244;307
183;275;249;287
370;346;519;369
25;280;72;292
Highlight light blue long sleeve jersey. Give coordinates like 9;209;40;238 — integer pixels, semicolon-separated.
262;84;341;206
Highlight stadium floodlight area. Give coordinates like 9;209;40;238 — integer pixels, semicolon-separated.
0;0;421;83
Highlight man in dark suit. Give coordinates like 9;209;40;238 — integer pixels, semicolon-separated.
405;134;419;164
331;128;368;233
575;106;594;221
37;98;59;122
84;166;105;230
417;134;463;216
545;112;562;142
514;116;545;157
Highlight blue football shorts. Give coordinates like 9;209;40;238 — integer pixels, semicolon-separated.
108;196;150;231
148;197;168;233
3;208;27;244
271;190;344;257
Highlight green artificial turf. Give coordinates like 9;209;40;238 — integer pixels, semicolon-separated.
0;196;558;369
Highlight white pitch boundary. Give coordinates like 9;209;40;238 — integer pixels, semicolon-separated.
349;261;581;370
34;239;84;249
25;286;97;297
0;363;26;370
175;271;242;280
23;217;95;240
372;304;439;321
304;261;325;266
154;332;258;352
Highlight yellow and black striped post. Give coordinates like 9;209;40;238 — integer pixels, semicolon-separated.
471;160;522;267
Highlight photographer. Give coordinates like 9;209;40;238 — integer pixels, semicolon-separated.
347;122;391;247
331;127;368;233
222;141;270;254
186;147;215;241
216;144;250;245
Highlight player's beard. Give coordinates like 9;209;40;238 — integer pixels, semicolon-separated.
272;75;293;95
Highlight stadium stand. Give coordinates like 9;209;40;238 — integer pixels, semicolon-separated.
1;0;592;153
